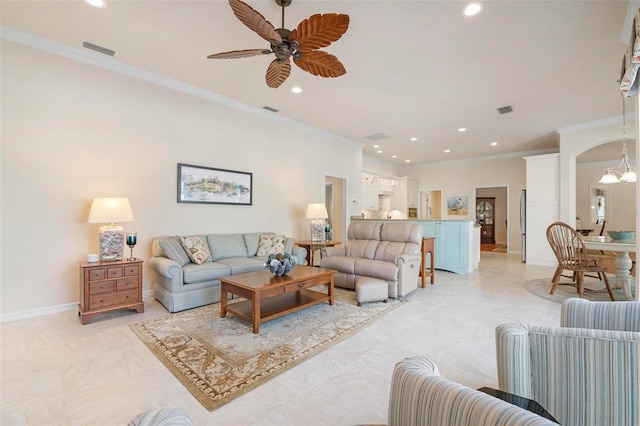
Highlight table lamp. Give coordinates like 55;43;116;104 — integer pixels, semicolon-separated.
88;197;135;262
306;203;328;242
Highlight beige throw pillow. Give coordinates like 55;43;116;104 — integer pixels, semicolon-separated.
256;234;287;256
180;236;212;265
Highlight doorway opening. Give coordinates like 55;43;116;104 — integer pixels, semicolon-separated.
325;176;346;245
475;186;509;253
419;189;442;220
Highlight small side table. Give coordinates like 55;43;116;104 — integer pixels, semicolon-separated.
295;240;340;266
477;387;558;423
78;258;144;325
421;237;435;287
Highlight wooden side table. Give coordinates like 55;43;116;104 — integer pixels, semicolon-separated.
421;237;435;287
78;258;144;325
295;240;340;266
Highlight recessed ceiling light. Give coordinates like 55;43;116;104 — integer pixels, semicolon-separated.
463;3;483;16
491;141;498;146
377;150;383;154
444;149;451;153
392;155;398;159
410;137;418;142
373;145;380;149
85;0;106;7
291;87;302;94
405;159;411;163
458;127;467;132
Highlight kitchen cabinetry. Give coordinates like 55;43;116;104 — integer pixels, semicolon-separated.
421;220;477;274
362;184;379;209
407;179;418;208
391;177;407;212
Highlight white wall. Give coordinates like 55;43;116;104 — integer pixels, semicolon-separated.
1;41;363;317
405;156;526;254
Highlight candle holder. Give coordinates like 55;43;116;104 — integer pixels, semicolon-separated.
126;232;137;261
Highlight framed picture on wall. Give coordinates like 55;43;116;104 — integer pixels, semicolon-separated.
447;196;467;215
177;163;252;205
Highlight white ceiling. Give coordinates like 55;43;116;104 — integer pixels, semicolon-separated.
1;0;635;166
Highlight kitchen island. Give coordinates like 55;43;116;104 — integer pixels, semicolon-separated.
351;218;480;274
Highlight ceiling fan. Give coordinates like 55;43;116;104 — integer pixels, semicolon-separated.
207;0;349;88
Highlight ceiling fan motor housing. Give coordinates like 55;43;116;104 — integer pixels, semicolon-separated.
272;28;301;61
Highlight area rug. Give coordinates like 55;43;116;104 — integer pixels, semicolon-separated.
130;287;404;411
523;277;626;303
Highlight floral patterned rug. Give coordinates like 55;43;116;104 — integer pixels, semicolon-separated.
130;287;404;411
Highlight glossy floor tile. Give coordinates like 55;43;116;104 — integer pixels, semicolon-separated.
1;252;562;425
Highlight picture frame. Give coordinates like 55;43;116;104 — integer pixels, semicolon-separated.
177;163;252;205
447;195;468;215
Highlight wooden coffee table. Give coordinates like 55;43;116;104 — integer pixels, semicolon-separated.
220;265;335;333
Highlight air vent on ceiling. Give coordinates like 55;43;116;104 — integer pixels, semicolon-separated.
82;41;116;57
263;106;279;113
364;133;390;141
497;105;513;114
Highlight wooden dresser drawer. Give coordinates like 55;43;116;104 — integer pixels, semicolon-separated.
107;267;123;278
89;280;115;294
115;290;138;305
88;269;106;281
124;265;139;276
88;293;120;309
117;276;138;291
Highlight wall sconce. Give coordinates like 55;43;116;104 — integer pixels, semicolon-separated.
305;203;328;242
88;197;135;262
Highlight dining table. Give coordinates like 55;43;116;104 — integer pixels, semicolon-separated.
582;236;637;300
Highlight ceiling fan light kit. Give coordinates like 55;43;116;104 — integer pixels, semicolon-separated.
208;0;349;88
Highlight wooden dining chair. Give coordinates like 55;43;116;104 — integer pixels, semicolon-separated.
546;222;614;300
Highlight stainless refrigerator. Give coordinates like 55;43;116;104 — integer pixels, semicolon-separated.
520;189;526;262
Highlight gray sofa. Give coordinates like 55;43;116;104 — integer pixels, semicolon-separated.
148;232;307;313
319;221;423;298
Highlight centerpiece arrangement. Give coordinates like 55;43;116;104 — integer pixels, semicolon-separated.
265;253;296;276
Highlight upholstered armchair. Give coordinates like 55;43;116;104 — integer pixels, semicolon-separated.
388;356;556;426
496;300;640;426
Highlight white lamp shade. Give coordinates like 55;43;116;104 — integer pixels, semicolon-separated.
305;203;328;219
598;172;620;184
88;198;135;224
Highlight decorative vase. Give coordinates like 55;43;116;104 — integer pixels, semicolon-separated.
265;253;297;276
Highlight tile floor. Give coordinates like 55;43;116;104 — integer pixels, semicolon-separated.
1;252;562;425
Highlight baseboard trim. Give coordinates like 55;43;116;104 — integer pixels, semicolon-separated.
1;290;155;323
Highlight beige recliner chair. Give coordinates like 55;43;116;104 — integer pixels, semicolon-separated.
319;221;422;298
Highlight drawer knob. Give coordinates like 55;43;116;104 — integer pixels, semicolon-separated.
297;282;304;288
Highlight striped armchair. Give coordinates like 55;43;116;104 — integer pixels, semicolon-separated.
560;298;640;331
496;314;640;425
388;357;556;426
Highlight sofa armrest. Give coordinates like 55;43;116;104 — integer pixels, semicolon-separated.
394;254;421;297
389;356;554;426
148;256;184;292
321;247;346;257
291;246;307;265
495;323;533;399
561;298;640;332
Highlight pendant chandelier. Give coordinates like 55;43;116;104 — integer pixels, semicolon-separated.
599;95;637;184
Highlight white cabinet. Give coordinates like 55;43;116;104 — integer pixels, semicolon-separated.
524;153;560;267
407;179;418;208
362;184;379;210
391;177;407;213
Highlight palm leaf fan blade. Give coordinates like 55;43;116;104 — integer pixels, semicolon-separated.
290;14;349;50
266;59;291;88
228;0;282;44
207;49;272;59
294;50;346;78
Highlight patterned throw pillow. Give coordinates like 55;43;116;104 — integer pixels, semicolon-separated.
180;236;212;265
256;234;287;256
